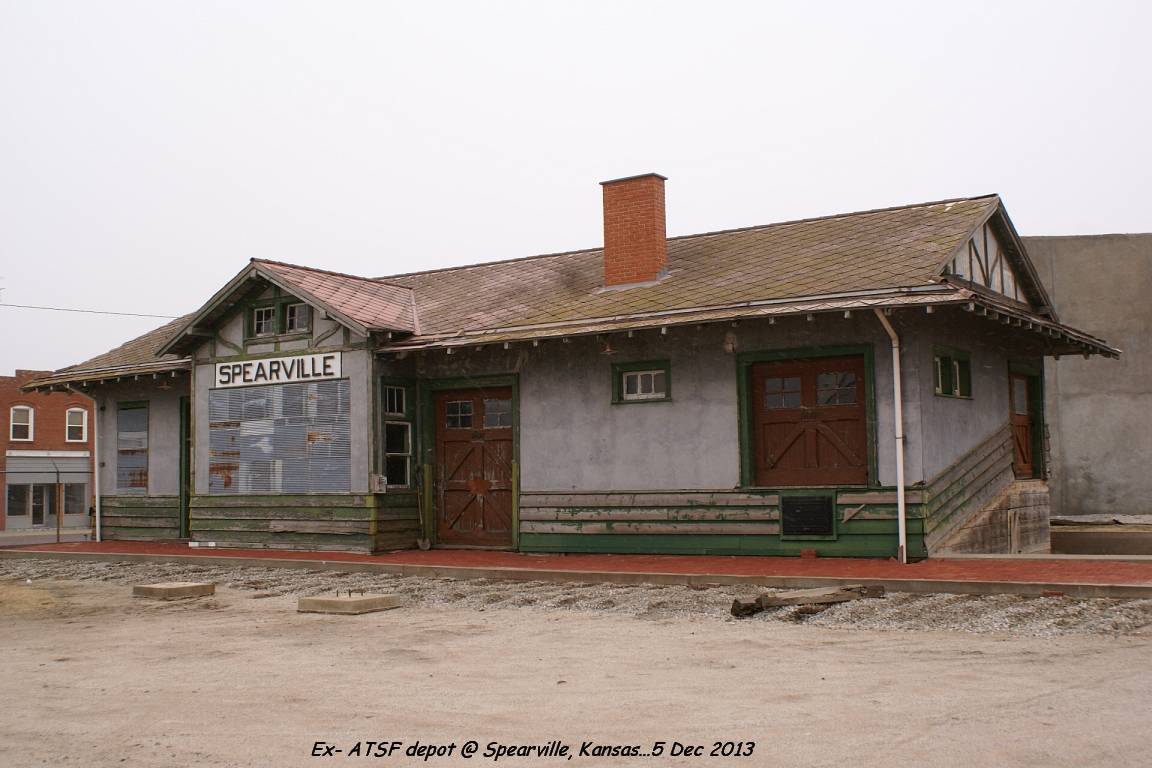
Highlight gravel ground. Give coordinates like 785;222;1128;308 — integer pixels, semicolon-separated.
3;557;1151;637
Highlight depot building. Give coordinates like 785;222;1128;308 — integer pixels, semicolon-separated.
26;175;1118;559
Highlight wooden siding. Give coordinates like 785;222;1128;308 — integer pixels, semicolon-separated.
101;495;181;540
935;479;1051;554
518;490;926;558
189;493;419;552
922;424;1016;552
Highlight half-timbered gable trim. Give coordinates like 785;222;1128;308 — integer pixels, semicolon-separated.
938;203;1056;318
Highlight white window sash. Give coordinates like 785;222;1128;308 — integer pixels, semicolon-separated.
621;370;666;401
65;408;88;442
10;406;34;441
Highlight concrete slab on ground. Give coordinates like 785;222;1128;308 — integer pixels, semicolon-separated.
297;594;403;614
132;582;216;600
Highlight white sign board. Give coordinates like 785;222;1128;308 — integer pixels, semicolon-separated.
214;352;342;389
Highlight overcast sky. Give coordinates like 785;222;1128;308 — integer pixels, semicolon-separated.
1;0;1149;374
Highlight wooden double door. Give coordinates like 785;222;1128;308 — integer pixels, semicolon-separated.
751;356;869;487
434;388;515;547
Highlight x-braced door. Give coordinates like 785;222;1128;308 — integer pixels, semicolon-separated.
751;356;869;486
434;388;515;547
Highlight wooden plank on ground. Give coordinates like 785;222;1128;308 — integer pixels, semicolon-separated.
731;584;886;617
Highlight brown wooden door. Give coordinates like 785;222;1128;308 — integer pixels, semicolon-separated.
1010;374;1034;478
751;356;868;486
434;388;515;547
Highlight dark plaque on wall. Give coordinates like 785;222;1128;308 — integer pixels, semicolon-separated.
781;495;835;536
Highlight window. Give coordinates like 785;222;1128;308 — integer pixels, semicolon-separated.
117;403;149;493
10;406;33;441
66;408;87;442
445;400;473;428
384;422;412;487
285;303;311;333
252;306;277;337
6;484;29;516
934;349;972;398
64;484;87;515
483;398;512;428
208;379;351;494
383;385;406;417
380;382;413;487
764;377;801;409
612;360;671;403
816;371;857;405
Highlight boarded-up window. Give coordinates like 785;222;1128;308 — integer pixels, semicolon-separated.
117;404;149;493
208;379;351;494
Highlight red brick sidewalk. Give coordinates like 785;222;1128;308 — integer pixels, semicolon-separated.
6;540;1152;587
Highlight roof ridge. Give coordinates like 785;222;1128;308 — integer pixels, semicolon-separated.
374;194;1001;281
252;258;412;291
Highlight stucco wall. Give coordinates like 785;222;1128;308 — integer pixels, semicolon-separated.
907;310;1046;482
1026;234;1152;516
411;313;915;490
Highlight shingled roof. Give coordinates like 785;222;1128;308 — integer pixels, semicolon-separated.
381;195;1001;338
26;191;1119;390
26;314;195;389
255;260;416;333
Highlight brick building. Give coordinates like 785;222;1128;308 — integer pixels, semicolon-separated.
1;370;94;530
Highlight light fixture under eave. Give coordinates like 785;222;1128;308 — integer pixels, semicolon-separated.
599;335;616;356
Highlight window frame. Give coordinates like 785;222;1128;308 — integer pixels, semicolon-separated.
383;385;407;418
250;305;278;338
116;402;150;495
65;407;88;443
611;360;672;404
9;405;34;442
283;302;311;334
379;380;415;489
933;346;973;399
383;421;413;488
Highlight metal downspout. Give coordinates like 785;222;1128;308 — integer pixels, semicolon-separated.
873;309;908;564
93;397;102;542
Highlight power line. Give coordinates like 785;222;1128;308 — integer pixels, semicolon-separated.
0;303;177;319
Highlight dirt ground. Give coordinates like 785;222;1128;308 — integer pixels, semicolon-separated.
1;561;1151;767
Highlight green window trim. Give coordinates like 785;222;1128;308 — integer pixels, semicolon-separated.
736;344;878;489
933;346;972;399
611;359;672;404
243;296;314;341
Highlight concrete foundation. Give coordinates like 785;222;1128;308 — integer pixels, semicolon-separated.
936;480;1051;555
132;582;215;600
297;594;403;614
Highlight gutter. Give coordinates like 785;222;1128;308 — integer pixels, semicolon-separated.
93;395;102;543
873;309;908;564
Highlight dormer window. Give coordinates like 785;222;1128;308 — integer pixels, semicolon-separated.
252;306;277;337
285;303;311;333
10;406;33;441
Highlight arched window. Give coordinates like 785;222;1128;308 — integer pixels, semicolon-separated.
10;405;33;441
66;407;88;442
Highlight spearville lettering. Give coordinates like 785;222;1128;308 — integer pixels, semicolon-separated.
217;354;337;387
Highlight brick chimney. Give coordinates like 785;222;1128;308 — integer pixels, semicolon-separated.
601;173;668;287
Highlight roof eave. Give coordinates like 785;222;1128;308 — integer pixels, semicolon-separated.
22;359;193;392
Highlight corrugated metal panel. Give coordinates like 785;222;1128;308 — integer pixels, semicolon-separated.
208;379;350;494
